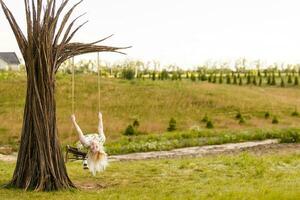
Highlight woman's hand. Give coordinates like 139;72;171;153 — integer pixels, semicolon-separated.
71;114;76;123
98;112;103;120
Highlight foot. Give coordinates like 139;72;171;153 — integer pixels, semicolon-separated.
83;160;89;170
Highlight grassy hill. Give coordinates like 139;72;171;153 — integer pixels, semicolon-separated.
1;72;300;151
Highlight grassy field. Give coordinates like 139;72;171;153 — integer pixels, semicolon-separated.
0;147;300;200
1;72;300;152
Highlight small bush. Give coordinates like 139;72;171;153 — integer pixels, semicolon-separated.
124;125;136;136
236;111;242;119
264;112;270;119
206;121;214;129
201;114;209;123
133;119;140;128
239;117;246;124
272;116;279;124
291;107;299;117
168;118;177;132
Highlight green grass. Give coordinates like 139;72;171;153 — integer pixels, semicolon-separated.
0;151;300;199
1;72;300;153
105;128;300;155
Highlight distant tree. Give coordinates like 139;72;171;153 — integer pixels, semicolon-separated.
271;74;276;85
288;75;293;84
281;78;285;87
239;77;243;85
191;73;196;82
233;75;237;84
219;73;223;84
152;71;156;81
252;76;257;85
259;77;262;86
294;76;299;85
247;74;251;84
226;74;231;84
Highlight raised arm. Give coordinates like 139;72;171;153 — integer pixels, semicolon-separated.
98;112;106;144
71;114;89;146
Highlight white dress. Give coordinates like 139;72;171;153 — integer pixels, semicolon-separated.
77;132;106;151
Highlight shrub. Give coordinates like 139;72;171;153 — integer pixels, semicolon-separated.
291;107;299;117
168;118;177;132
124;125;136;136
133;119;140;128
272;116;279;124
265;112;270;119
201;114;209;123
206;120;214;129
236;111;242;119
239;117;246;124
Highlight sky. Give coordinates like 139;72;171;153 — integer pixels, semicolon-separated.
1;0;300;68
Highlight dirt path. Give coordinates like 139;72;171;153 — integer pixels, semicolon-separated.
109;139;279;161
2;139;298;163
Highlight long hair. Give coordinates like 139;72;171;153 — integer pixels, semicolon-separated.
87;150;108;176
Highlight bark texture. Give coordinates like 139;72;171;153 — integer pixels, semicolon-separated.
0;0;128;191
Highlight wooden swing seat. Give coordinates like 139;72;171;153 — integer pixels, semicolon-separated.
65;145;87;162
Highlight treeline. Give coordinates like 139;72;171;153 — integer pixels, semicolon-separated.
56;59;300;86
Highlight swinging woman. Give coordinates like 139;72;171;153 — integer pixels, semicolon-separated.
71;112;108;176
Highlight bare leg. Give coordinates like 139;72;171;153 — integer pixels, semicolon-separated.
98;112;106;144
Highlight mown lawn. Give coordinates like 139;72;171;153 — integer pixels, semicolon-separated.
0;150;300;200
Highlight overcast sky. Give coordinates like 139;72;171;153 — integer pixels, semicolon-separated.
1;0;300;68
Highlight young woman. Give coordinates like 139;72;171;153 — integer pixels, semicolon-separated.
71;112;108;176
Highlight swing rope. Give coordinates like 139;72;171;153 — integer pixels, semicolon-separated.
71;57;75;114
71;53;101;114
97;52;101;112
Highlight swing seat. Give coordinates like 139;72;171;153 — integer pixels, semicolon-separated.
65;145;87;162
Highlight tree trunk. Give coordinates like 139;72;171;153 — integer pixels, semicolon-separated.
7;65;75;191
